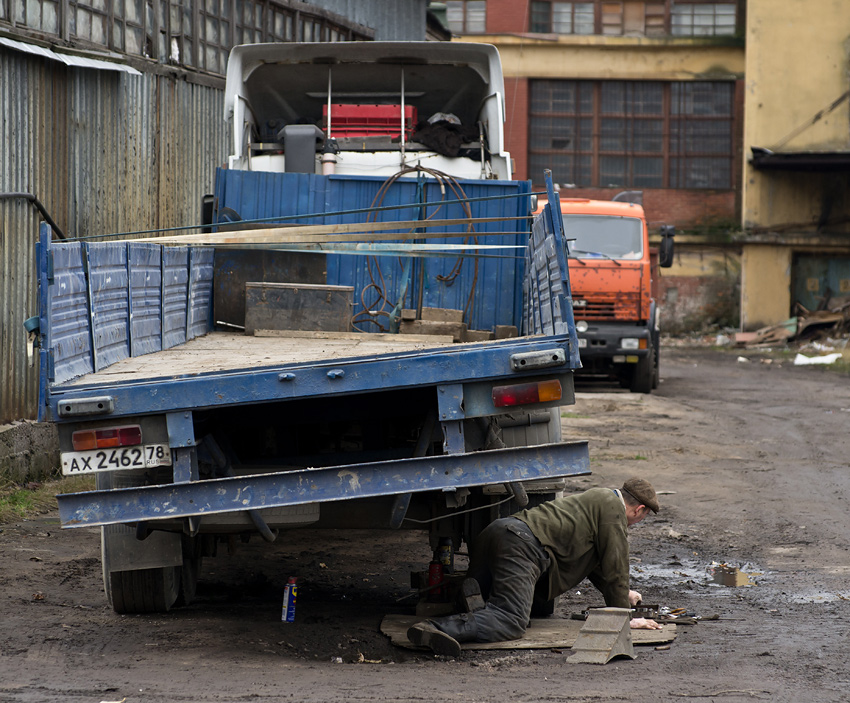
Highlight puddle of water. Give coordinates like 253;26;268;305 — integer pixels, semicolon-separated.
630;559;765;589
632;559;850;605
783;591;850;604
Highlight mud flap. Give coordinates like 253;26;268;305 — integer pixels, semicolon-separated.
102;524;183;572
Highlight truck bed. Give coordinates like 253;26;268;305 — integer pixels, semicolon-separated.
61;330;458;387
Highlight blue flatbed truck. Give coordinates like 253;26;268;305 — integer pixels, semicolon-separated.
37;42;591;614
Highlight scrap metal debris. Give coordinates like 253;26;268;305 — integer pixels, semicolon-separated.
734;295;850;351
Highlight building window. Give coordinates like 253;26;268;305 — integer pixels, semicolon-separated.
531;1;594;34
529;79;735;189
10;0;61;33
236;0;264;45
445;1;486;33
671;2;736;36
527;1;737;37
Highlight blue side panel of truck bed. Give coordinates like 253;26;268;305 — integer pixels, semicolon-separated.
47;238;93;385
44;234;215;385
129;243;164;357
188;248;215;339
87;242;131;371
213;170;531;332
162;246;189;350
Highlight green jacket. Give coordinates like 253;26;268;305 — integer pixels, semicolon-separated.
514;487;630;608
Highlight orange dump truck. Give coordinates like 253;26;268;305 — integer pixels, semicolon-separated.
541;196;675;393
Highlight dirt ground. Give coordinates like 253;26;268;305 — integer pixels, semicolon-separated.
2;346;849;703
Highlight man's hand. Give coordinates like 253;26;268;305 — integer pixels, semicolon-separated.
630;617;663;630
628;590;642;606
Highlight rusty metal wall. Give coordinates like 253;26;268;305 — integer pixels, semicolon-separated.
0;45;227;422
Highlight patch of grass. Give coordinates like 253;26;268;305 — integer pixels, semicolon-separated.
633;454;648;461
0;475;95;524
561;411;591;419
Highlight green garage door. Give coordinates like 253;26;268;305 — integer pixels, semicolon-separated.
792;254;850;312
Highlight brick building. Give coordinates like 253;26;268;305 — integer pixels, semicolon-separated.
444;0;747;332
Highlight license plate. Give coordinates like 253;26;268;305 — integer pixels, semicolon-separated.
61;444;172;476
577;338;587;348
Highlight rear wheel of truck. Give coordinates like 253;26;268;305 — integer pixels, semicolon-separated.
97;473;182;614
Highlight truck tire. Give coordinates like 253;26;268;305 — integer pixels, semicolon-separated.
108;561;180;614
629;343;655;394
97;473;182;614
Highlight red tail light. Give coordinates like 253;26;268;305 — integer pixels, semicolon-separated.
72;425;142;451
492;380;562;408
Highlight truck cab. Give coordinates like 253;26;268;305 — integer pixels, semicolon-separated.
540;196;674;393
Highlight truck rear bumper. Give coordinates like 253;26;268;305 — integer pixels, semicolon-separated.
57;440;590;529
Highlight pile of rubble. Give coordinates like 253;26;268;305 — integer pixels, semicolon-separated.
734;297;850;348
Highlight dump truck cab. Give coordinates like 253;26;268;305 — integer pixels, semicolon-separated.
539;196;674;393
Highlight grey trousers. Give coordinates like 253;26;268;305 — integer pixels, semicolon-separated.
435;516;551;642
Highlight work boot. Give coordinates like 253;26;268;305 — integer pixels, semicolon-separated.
408;613;479;657
456;577;486;613
407;621;462;657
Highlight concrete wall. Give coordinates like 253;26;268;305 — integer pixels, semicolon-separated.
0;422;59;484
739;0;850;329
743;0;850;230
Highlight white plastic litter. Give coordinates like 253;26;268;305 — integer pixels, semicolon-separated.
793;352;842;366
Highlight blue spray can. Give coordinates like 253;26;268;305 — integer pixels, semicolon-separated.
282;576;298;622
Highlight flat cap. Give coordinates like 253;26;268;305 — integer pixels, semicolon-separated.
622;477;659;513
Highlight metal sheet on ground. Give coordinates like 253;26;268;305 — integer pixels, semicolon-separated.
381;614;677;650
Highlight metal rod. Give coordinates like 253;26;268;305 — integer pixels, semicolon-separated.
0;192;67;239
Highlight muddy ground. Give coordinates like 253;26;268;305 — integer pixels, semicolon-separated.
1;346;849;703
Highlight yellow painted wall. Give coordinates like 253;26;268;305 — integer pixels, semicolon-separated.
742;0;850;229
741;245;793;329
467;35;744;80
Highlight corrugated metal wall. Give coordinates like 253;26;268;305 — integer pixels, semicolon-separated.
0;46;227;422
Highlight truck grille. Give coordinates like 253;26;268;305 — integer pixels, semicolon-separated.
571;293;639;321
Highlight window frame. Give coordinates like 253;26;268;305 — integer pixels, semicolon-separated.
528;79;736;190
445;0;486;34
528;0;739;37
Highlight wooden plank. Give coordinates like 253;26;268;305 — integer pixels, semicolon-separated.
131;216;528;246
463;329;494;342
400;319;467;342
494;325;519;339
254;329;455;344
244;282;353;335
421;307;464;323
381;614;677;651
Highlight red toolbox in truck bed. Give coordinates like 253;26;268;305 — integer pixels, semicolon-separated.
324;104;417;138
